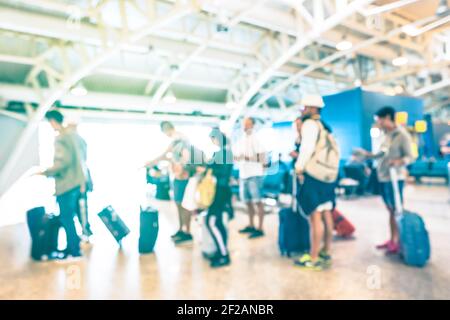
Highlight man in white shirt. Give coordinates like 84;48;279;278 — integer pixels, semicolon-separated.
233;117;267;239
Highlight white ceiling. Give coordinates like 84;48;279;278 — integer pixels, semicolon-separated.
0;0;448;120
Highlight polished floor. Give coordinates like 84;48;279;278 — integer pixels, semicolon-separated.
0;183;449;300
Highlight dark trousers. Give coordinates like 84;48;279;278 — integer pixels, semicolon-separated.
206;186;230;257
56;187;81;256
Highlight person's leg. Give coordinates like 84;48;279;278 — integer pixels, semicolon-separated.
175;204;184;234
172;179;186;238
248;177;265;238
310;211;323;261
57;188;81;257
256;201;264;231
322;210;333;253
247;202;255;227
184;207;192;235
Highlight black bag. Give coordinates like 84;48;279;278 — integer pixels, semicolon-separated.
26;207;61;261
139;206;159;254
278;174;310;257
98;206;130;246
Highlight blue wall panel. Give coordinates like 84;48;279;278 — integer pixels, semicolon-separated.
322;88;363;159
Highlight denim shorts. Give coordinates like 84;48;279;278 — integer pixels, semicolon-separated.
380;181;404;211
240;176;264;203
173;179;189;204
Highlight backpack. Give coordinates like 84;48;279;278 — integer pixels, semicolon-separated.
304;120;340;183
196;169;217;209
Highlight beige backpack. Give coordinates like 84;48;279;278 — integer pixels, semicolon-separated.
304;120;340;183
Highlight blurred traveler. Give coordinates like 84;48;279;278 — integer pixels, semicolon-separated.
144;121;195;244
67;123;94;240
233;117;267;239
294;94;340;271
206;128;234;268
37;110;87;260
356;106;414;254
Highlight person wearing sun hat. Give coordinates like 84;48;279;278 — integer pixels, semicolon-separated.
294;94;340;271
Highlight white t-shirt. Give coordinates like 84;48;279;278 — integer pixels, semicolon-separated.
234;132;266;179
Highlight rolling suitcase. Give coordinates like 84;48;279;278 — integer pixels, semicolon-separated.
26;207;61;261
390;168;430;267
332;209;355;238
278;174;310;257
139;206;159;254
98;206;130;246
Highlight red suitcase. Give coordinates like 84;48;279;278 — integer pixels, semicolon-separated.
332;209;355;238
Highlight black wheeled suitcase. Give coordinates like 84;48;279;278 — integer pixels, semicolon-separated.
98;206;130;246
26;207;61;261
139;206;159;254
278;174;310;257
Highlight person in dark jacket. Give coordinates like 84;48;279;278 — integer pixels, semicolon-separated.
206;128;233;268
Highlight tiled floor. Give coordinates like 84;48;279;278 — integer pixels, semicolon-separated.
0;183;449;299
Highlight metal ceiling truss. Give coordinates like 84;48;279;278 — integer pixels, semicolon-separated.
226;0;376;127
0;0;199;192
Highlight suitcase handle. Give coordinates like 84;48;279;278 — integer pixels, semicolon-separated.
291;170;308;220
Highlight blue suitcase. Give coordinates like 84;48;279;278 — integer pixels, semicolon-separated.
139;206;159;254
98;206;130;246
278;175;310;257
390;168;430;267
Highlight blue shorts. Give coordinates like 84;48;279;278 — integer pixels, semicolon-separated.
173;179;189;204
240;176;263;203
380;181;404;211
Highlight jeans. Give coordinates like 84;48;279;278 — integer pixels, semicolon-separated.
240;176;264;203
56;187;81;256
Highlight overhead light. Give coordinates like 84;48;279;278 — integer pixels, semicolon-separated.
384;88;396;96
394;85;404;94
436;0;450;16
392;56;409;67
336;36;353;51
402;24;420;36
226;102;238;109
70;83;87;96
162;90;177;104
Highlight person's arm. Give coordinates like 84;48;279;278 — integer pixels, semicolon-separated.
42;138;71;177
353;147;386;160
295;120;319;173
144;142;173;168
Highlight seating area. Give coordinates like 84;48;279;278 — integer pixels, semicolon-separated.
408;160;449;183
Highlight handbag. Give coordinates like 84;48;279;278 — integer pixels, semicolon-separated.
181;176;199;211
196;169;217;209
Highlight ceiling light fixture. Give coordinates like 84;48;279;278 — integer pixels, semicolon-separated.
336;36;353;51
392;56;409;67
162;90;177;104
226;102;238;109
394;85;404;94
70;83;87;96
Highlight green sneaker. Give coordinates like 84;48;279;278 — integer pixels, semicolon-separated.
294;254;326;271
319;249;332;266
